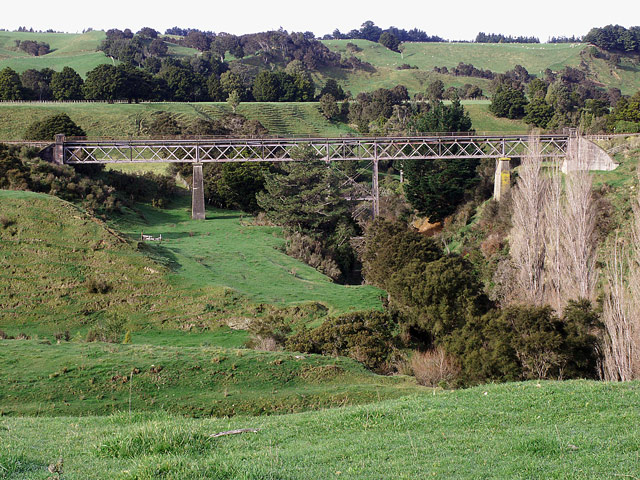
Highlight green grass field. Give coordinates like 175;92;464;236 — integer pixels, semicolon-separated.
109;197;383;314
0;30;198;77
319;39;640;96
0;340;419;417
0;189;382;338
1;380;638;479
0;100;525;142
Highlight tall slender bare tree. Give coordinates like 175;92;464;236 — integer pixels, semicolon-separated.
561;150;598;302
602;235;637;381
543;158;564;310
601;173;640;381
509;135;549;305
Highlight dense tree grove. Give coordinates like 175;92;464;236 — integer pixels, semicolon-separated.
14;39;50;56
324;21;444;43
475;32;540;43
360;219;603;384
584;25;640;53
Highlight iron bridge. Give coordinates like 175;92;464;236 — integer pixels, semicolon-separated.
55;134;570;164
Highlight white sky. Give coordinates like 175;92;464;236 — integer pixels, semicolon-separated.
2;0;639;41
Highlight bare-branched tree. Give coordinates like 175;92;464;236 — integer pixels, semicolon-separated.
543;158;564;310
602;235;637;381
561;150;598;303
509;135;549;305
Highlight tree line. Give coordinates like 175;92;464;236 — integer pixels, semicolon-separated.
474;32;540;44
584;25;640;53
0;59;318;103
487;64;626;132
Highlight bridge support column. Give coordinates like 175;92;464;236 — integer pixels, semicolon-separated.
372;157;380;218
192;163;206;220
53;134;65;164
493;157;511;201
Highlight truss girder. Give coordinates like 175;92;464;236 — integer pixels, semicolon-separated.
61;135;570;164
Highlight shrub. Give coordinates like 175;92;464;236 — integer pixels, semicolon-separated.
285;232;341;281
444;301;602;384
246;314;292;351
410;347;460;387
86;278;111;294
54;331;71;342
86;314;126;343
286;311;397;372
0;215;15;229
24;113;85;141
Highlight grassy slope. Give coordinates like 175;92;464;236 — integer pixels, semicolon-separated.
0;31;198;77
109;197;383;313
320;39;640;96
0;190;382;335
1;380;638;479
0;340;419;417
0;102;358;140
0;100;523;141
0;31;112;77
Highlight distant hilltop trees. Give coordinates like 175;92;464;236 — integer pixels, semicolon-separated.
584;24;640;53
475;32;540;44
323;21;444;43
14;40;50;56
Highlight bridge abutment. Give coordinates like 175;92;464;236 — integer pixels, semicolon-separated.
192;164;206;220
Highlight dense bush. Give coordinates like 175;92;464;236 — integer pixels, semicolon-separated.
286;311;397;372
444;300;602;384
0;146;177;214
23;113;85;141
246;314;292;351
362;219;442;290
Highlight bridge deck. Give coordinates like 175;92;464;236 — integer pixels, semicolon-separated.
56;134;570;164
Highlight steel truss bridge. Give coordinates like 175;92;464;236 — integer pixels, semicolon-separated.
55;134;570;165
43;132;602;219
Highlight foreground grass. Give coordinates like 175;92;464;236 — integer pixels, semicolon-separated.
0;340;419;417
1;381;638;479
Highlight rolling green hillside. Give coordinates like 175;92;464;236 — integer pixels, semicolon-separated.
1;380;638;479
0;100;526;141
0;189;382;336
0;340;419;417
319;39;640;96
0;30;197;76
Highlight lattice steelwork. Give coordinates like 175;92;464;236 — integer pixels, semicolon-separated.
60;134;570;164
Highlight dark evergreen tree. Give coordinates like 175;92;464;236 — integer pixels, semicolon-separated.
50;67;84;101
404;100;476;222
24;113;85;140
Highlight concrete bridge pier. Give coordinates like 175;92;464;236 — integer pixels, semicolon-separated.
493;157;511;201
192;163;206;220
53;134;65;164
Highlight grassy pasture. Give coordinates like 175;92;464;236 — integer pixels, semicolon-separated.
0;30;198;76
109;197;384;314
0;102;358;140
0;189;382;337
0;100;524;142
320;39;640;96
0;340;419;417
1;380;638;479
